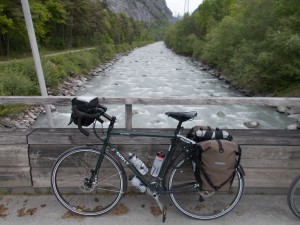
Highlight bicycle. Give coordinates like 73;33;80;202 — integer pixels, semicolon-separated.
51;97;245;221
287;175;300;219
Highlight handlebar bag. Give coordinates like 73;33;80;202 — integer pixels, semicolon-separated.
71;97;99;112
191;139;241;191
68;97;99;126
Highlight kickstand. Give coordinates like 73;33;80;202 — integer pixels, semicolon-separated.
153;194;167;222
162;210;167;223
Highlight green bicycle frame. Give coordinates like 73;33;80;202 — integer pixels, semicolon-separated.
94;117;189;193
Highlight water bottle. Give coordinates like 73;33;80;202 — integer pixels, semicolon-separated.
151;151;165;177
129;176;146;193
128;153;148;175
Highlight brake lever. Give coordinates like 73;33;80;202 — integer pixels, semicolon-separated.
78;119;90;136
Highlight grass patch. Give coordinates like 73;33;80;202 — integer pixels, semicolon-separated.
0;105;29;118
275;84;300;97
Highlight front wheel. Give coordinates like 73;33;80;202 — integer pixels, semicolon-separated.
287;175;300;219
165;154;244;220
51;147;127;216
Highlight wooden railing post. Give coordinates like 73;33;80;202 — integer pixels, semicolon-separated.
125;104;133;131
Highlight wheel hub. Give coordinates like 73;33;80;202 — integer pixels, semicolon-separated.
80;177;97;192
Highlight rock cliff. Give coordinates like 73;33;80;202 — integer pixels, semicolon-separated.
104;0;173;22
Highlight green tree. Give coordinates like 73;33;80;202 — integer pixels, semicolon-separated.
0;1;27;55
202;16;243;67
44;0;67;48
29;1;52;45
0;2;14;55
165;14;196;55
0;0;166;56
194;0;236;38
164;0;300;95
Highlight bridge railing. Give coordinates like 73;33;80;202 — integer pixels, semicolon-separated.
0;96;299;191
1;96;300;130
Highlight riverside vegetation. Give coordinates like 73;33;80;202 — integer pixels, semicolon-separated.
164;0;300;97
0;0;299;128
0;0;169;122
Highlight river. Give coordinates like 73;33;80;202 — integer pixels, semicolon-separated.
32;42;296;129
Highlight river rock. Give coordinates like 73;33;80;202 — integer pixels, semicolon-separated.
0;118;15;128
15;123;27;129
151;119;161;124
28;111;37;120
288;114;300;122
200;65;209;70
219;75;231;83
63;80;72;86
287;106;300;115
217;111;226;117
91;72;98;76
211;93;221;97
277;106;289;113
95;68;104;73
243;121;260;128
287;123;298;130
105;62;114;67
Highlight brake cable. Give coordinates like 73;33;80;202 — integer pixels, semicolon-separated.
93;120;105;142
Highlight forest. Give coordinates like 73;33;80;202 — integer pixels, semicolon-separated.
0;0;165;56
164;0;300;96
0;0;168;117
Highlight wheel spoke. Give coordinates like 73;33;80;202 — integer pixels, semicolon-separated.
51;148;125;216
166;154;244;220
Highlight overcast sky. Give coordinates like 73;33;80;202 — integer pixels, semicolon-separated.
165;0;204;16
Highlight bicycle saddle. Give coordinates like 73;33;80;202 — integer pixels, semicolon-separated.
165;111;197;122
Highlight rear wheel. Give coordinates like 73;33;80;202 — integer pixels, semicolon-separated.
165;154;244;220
51;147;127;216
287;175;300;219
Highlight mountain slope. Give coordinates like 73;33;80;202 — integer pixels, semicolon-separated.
105;0;173;22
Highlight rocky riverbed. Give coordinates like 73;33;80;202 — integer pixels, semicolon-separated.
0;46;299;130
195;60;300;130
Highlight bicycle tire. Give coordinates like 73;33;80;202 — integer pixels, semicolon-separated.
165;154;244;220
287;175;300;219
51;146;127;216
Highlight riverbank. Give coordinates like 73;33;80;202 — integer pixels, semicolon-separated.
192;59;300;130
0;52;126;129
0;42;299;130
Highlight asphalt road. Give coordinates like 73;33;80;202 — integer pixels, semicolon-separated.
0;193;299;225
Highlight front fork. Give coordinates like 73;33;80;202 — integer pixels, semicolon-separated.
84;117;116;189
84;169;97;189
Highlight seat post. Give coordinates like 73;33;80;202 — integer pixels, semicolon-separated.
175;121;183;135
